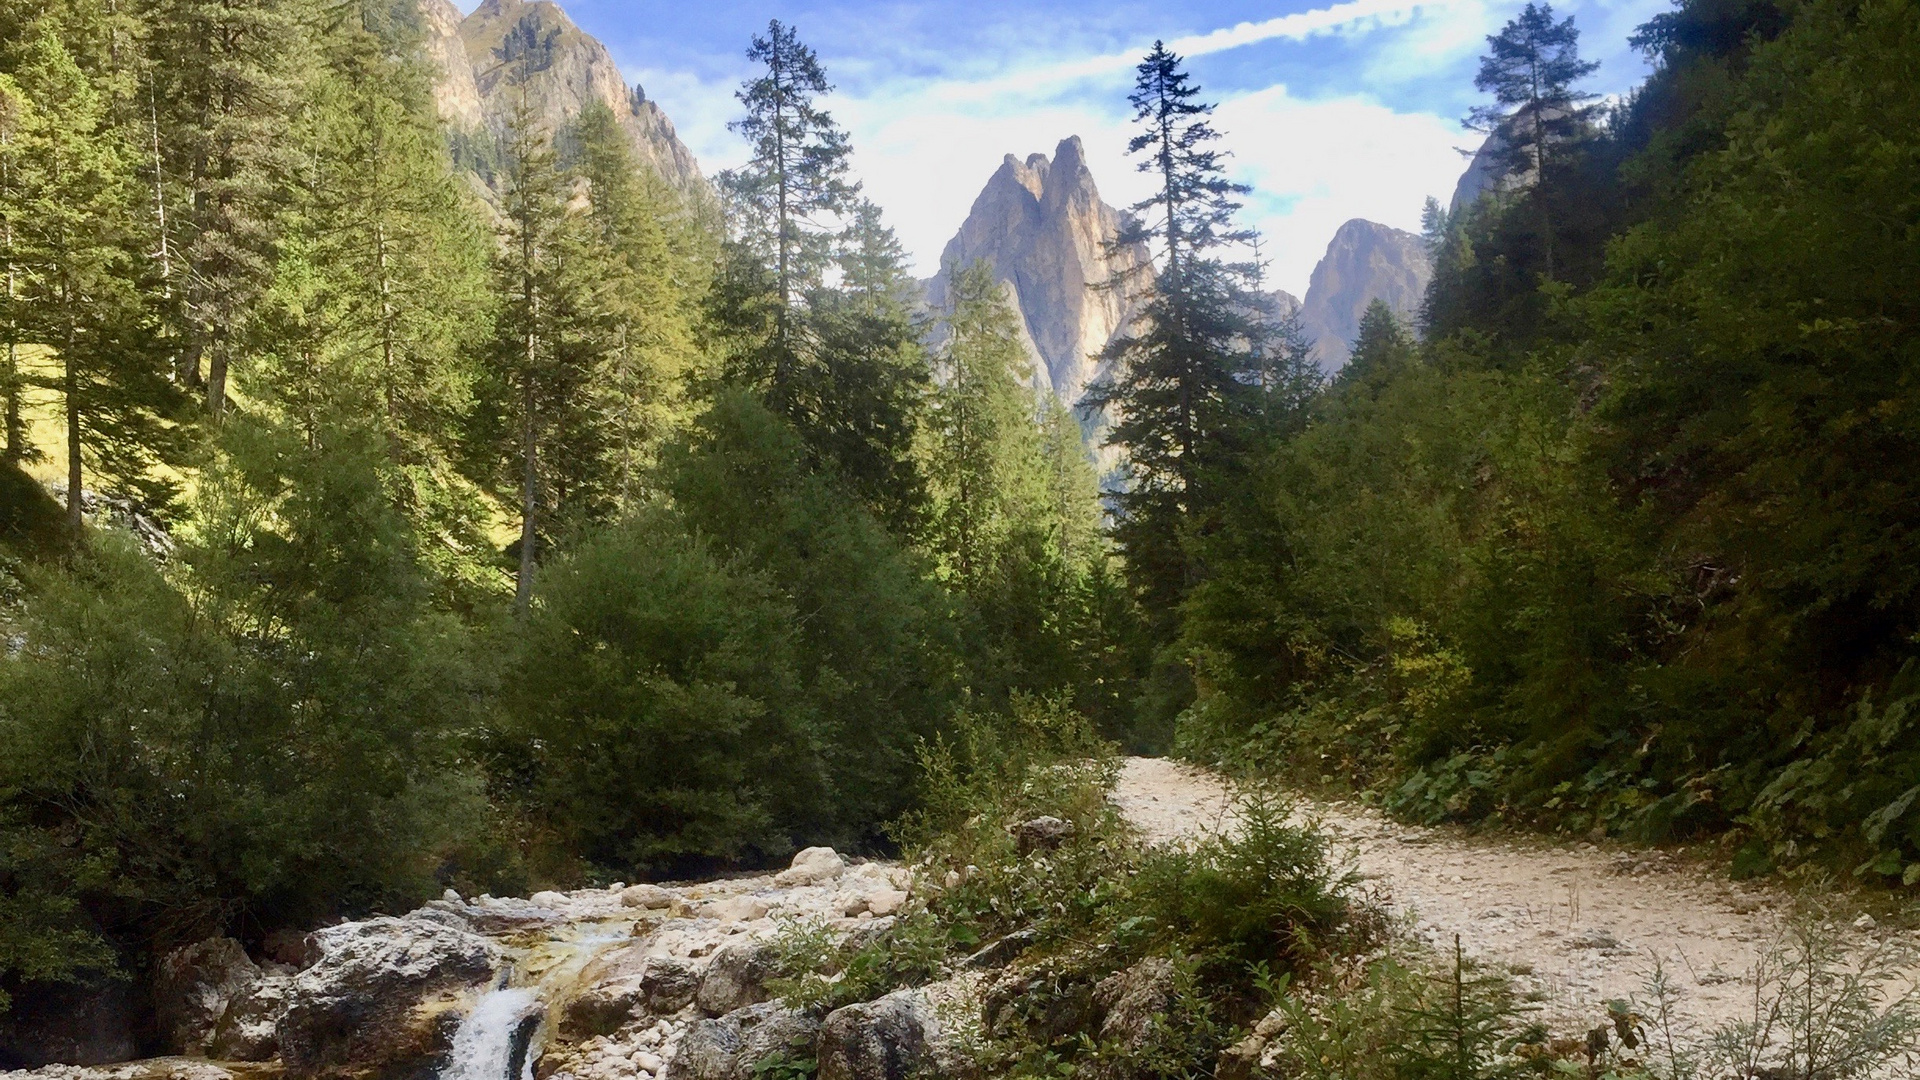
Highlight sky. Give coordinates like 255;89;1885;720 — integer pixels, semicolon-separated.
468;0;1671;296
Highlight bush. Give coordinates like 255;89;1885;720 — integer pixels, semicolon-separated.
502;510;806;871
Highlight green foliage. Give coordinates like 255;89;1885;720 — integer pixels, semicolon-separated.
500;510;802;869
0;420;508;1001
1270;945;1535;1080
767;909;948;1013
1181;0;1920;887
1133;788;1353;970
664;392;962;847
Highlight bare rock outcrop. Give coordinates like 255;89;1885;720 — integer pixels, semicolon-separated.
925;136;1150;412
417;0;705;194
1298;219;1431;371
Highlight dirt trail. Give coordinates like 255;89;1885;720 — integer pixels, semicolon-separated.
1112;757;1885;1035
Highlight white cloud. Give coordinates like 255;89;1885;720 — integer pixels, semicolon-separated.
1216;87;1471;294
631;0;1489;296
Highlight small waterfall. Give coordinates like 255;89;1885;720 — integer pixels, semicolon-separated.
441;987;542;1080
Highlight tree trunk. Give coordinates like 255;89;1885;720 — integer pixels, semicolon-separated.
206;335;227;418
65;327;83;541
514;378;539;613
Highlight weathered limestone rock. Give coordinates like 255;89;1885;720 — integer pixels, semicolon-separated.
276;916;501;1075
662;1004;817;1080
153;938;261;1056
208;976;291;1062
418;0;705;192
694;940;778;1017
817;992;936;1080
924;136;1151;413
642;956;701;1015
620;884;674;910
773;847;846;887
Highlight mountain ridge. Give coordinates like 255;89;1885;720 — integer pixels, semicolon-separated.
419;0;705;193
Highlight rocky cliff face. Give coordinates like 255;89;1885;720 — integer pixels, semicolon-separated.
418;0;705;193
924;136;1149;410
1298;219;1431;371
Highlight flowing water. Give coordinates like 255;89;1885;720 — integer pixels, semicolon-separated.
441;987;542;1080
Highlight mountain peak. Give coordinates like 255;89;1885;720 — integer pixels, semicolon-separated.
419;0;705;194
1298;218;1431;370
931;137;1148;415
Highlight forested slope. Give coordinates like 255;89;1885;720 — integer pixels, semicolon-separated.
1174;0;1920;887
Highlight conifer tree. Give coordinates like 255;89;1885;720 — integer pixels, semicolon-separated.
925;262;1040;587
1087;42;1264;616
1465;2;1599;281
571;100;702;514
475;29;597;612
9;22;181;535
721;18;857;378
0;74;26;464
1338;299;1417;394
148;0;305;418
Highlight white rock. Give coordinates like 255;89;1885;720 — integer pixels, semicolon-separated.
702;896;771;922
774;847;847;887
864;889;907;917
635;1052;664;1073
1854;913;1877;931
532;890;570;907
621;884;675;909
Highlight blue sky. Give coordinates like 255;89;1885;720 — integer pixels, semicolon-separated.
472;0;1672;294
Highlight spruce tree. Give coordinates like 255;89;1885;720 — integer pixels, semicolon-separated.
721;18;857;379
1465;2;1599;281
476;29;597;612
0;74;26;464
924;261;1040;588
571;100;702;514
1087;42;1264;617
9;22;180;535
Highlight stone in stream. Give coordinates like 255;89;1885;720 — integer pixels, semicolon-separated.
277;915;501;1076
663;1003;818;1080
773;847;846;887
152;937;261;1056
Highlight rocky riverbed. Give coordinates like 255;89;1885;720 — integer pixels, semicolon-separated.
8;849;940;1080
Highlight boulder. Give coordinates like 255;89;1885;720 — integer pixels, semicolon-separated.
773;847;846;887
530;890;571;908
1092;958;1175;1052
863;890;907;918
694;940;778;1017
153;938;262;1056
817;992;936;1080
210;975;292;1061
663;1003;817;1080
561;979;644;1040
276;916;501;1076
1009;817;1074;855
620;884;674;910
701;896;770;923
642;956;701;1015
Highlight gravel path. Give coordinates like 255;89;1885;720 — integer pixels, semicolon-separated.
1111;756;1885;1036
